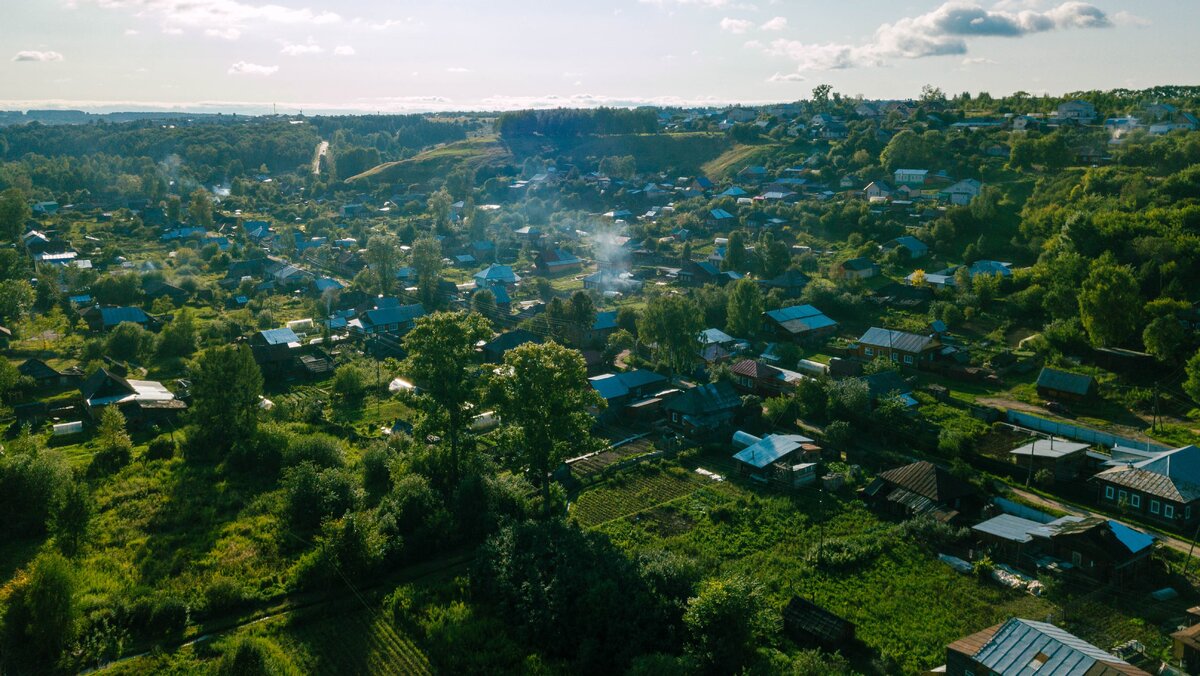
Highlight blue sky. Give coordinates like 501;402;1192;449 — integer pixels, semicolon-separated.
1;0;1194;113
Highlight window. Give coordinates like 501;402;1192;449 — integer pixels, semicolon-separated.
1118;489;1127;503
1165;504;1175;519
1188;506;1193;521
864;347;873;356
1071;551;1083;566
1131;494;1141;509
890;352;898;362
904;355;914;364
1151;500;1161;515
1105;486;1114;500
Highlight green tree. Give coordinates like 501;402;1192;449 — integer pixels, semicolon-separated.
50;480;92;556
1078;255;1140;347
722;231;747;272
412;236;444;311
0;279;35;325
471;287;497;319
725;277;763;338
189;344;263;455
365;232;401;296
637;294;702;375
1143;315;1187;363
1185;350;1200;406
402;312;492;480
428;188;453;231
568;290;596;345
106;321;152;362
491;342;602;515
187;187;214;228
0;188;31;241
0;552;79;670
156;307;198;358
683;575;777;675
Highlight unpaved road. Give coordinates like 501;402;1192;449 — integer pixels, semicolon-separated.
312;140;329;175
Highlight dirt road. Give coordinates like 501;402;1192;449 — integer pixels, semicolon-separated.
312;140;329;175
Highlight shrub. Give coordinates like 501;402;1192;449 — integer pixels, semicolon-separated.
143;437;177;461
283;433;345;469
148;597;188;639
216;636;300;676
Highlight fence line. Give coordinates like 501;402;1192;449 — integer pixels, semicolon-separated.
1004;410;1170;454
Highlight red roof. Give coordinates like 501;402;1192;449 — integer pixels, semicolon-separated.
732;359;780;380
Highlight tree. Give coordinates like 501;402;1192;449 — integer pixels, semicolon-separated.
187;187;213;228
722;231;747;272
156;307;198;358
491;342;603;515
0;188;31;240
1185;350;1200;406
725;278;763;338
92;405;133;474
637;294;702;375
106;322;152;362
471;288;497;318
402;312;492;480
412;236;443;311
0;279;34;325
1143;315;1187;363
683;575;777;675
568;290;596;345
50;480;92;556
1078;255;1140;347
365;233;401;296
189;344;263;455
0;552;79;670
427;188;453;231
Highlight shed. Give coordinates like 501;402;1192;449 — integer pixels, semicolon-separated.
783;597;855;648
1036;367;1097;401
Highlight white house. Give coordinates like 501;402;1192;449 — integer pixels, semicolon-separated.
1056;100;1097;124
893;169;928;187
942;179;982;206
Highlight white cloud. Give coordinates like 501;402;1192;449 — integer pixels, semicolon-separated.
760;16;787;31
446;67;471;73
1112;10;1150;27
75;0;340;37
720;17;754;34
227;61;278;76
640;0;736;7
754;1;1113;70
333;45;356;56
767;71;805;82
124;28;140;35
962;56;997;65
205;27;241;40
13;50;64;62
363;17;423;31
280;38;322;55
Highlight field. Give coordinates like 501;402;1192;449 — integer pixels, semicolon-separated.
575;457;1180;674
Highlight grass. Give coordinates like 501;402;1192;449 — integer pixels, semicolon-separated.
570;464;706;527
701;142;780;178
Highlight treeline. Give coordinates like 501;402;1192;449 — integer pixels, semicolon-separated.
497;107;658;138
308;114;468;151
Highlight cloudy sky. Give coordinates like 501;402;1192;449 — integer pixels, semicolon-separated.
1;0;1193;113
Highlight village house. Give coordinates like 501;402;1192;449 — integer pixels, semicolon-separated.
758;269;810;297
1036;367;1097;401
783;597;855;650
862;460;978;522
588;369;669;421
1009;437;1091;482
730;359;805;397
864;180;893;201
79;368;186;424
474;264;521;288
534;248;583;276
350;303;426;341
80;305;154;333
249;327;303;378
839;257;879;280
731;430;819;487
18;358;84;389
941;178;983;205
881;235;928;259
1093;445;1200;530
942;618;1150;676
705;208;736;228
1056;99;1098;123
972;513;1155;582
481;329;542;363
664;380;742;437
893;168;929;187
855;327;940;367
763;305;838;343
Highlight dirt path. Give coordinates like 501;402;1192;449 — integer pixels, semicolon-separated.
1006;485;1200;558
312;140;329;175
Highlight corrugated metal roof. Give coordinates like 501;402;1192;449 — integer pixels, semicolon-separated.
733;433;813;469
972;618;1134;676
1036;367;1096;396
1009;438;1091;459
259;327;299;345
877;461;974;503
972;514;1044;543
1095;445;1200;502
857;327;936;353
99;306;149;327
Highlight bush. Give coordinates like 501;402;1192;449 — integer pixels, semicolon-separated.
216;636;300;676
88;444;132;477
143;437;177;461
148;597;189;639
283;433;345;469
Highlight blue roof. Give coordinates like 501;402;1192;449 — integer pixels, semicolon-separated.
314;277;344;292
474;264;520;284
260;327;300;345
720;187;748;197
968;260;1013;277
700;328;735;345
588;369;668;401
593;310;618;332
362;304;425;327
765;304;825;323
1108;520;1155;554
709;208;734;220
99;306;149;326
733;434;813;469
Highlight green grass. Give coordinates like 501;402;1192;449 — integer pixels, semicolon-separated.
570;464;706;527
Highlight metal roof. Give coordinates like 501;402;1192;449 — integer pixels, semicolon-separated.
857;327;936;353
1096;445;1200;502
1036;367;1096;396
971;618;1133;676
99;306;149;327
972;514;1044;543
733;433;813;469
259;327;300;345
1009;438;1091;459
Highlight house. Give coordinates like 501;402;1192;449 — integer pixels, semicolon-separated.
534;248;583;275
1009;438;1091;481
80;306;153;332
677;260;724;287
143;280;189;304
351;303;426;340
588;369;669;420
943;618;1149;676
1093;445;1200;529
690;176;715;193
719;186;749;198
732;431;819;487
588;310;619;344
763;305;838;342
664;381;742;437
474;264;521;288
481;329;542;363
1036;367;1097;401
864;181;893;201
881;235;928;259
706;208;736;228
782;597;855;649
968;260;1013;279
855;327;940;367
79;368;186;423
582;270;642;294
861;370;918;408
839;257;879;280
1056;99;1097;124
249;327;302;374
1039;516;1156;581
893;169;929;187
736;165;768;183
18;358;83;388
730;359;805;397
862;460;978;521
758;269;810;297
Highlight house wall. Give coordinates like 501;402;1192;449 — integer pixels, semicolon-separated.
856;344;931;368
1095;480;1199;529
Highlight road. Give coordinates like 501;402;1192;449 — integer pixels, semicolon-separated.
312;140;329;175
1006;485;1200;558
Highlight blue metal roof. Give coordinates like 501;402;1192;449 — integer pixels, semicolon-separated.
100;306;149;327
733;434;813;469
1107;520;1155;554
259;327;299;345
765;304;825;323
592;310;618;332
362;304;425;327
700;328;735;344
972;619;1131;676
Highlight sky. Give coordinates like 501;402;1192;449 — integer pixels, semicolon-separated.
0;0;1196;114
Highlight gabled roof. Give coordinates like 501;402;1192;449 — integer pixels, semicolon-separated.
734;433;814;469
731;359;780;380
857;327;937;353
474;264;520;284
699;328;735;345
1010;438;1090;459
588;369;669;401
592;310;618;332
842;257;876;271
861;370;912;400
876;461;974;503
483;329;542;354
709;208;735;220
966;618;1144;676
360;303;426;328
92;306;150;327
761;269;810;290
1095;445;1200;503
665;381;741;417
1036;367;1096;396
